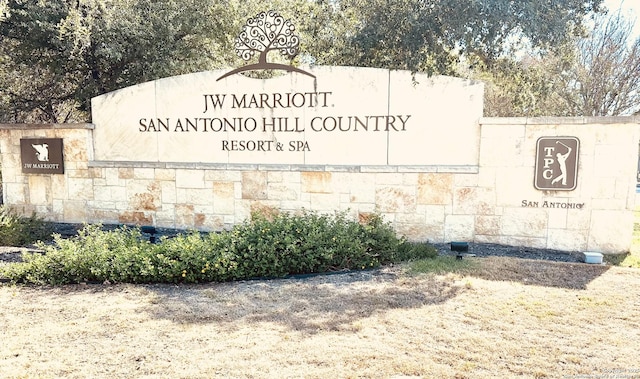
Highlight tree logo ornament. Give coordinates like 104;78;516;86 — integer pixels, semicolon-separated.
217;10;315;81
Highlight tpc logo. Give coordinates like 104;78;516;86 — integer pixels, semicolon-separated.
534;137;580;191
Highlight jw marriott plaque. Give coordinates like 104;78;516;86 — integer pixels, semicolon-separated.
20;138;64;174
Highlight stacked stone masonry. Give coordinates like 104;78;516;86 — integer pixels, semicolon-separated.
1;117;639;254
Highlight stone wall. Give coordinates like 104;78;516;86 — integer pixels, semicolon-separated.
1;118;639;253
476;117;639;253
0;124;94;219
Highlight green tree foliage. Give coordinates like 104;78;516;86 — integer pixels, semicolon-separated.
307;0;604;73
0;0;606;121
478;10;640;117
0;0;236;122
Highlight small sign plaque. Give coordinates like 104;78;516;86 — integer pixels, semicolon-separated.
534;137;579;191
20;138;64;174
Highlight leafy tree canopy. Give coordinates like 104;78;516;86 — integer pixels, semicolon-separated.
307;0;604;73
0;0;235;122
479;9;640;116
0;0;606;122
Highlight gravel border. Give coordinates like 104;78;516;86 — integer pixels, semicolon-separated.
432;242;585;263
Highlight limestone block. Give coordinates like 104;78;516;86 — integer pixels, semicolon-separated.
242;171;268;199
454;173;479;187
92;80;158;161
546;208;568;229
204;170;242;182
243;200;281;219
105;168;123;186
347;174;376;204
213;182;236;214
498;235;548;249
594;145;636;178
27;176;50;205
91;200;116;211
193;204;214;217
68;178;94;201
52;199;64;216
375;173;404;186
126;180;161;211
388;73;483;166
94;186;113;202
181;188;214;207
175;204;196;229
395;222;432;241
375;186;416;213
453;186;495;215
109;186;128;203
417;173;453;205
63;137;89;162
64;201;89;222
197;214;225;231
176;169;205;189
500;208;548;238
395;212;432;241
67;169;91;179
588;209;633;253
267;182;299;201
444;215;474;241
309;193;341;211
88;168;104;179
50;175;67;200
547;229;588;251
90;209;120;224
134;168;155;180
301;171;332;194
280;172;301;184
118;211;152;225
494;167;539;207
4;182;26;204
475;215;501;236
267;171;284;183
118;168;134;179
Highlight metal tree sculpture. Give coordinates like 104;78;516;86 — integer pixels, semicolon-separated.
217;11;314;81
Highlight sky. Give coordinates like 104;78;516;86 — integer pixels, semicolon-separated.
603;0;640;37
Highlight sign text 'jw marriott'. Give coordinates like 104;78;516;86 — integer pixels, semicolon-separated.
139;91;411;134
138;91;411;152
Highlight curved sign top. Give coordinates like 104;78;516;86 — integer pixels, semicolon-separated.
91;11;483;167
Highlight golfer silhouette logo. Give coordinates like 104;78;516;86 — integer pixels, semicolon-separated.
534;137;579;191
551;141;572;186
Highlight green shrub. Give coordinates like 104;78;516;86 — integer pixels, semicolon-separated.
0;211;436;285
0;206;52;246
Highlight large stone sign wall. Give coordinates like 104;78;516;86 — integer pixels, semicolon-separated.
1;67;639;254
91;67;483;166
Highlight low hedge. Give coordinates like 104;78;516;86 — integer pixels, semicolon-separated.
0;206;52;246
0;210;437;285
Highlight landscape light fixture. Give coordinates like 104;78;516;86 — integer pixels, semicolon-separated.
450;241;469;260
140;226;157;243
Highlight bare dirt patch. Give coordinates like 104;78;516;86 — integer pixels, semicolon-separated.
1;257;639;378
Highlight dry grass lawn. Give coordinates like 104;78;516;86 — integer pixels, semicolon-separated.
1;256;639;379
